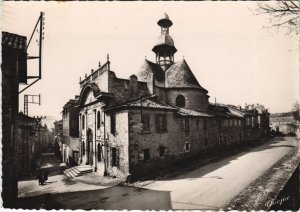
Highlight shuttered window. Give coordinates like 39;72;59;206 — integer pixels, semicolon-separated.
111;113;116;134
156;114;167;132
111;147;119;167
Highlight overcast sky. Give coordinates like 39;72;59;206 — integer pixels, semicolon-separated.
2;1;299;120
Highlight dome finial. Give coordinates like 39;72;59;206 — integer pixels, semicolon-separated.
157;13;173;29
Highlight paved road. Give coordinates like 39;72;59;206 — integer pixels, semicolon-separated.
144;136;299;210
17;137;299;210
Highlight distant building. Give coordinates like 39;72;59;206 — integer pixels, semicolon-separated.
15;113;52;175
61;98;80;166
15;113;37;175
2;31;27;207
63;13;270;179
270;112;299;134
53;120;63;159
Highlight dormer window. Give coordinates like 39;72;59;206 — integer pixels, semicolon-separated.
176;95;185;107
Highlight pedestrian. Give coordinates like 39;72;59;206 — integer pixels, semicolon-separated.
36;170;44;185
43;170;49;183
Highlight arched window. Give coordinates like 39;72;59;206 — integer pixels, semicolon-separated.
176;95;185;107
97;143;101;161
82;141;85;155
82;115;85;129
97;111;100;129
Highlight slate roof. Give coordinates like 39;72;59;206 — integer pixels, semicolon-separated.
165;59;207;92
105;95;177;112
138;59;165;82
209;103;247;118
177;108;214;117
227;107;245;118
2;31;27;52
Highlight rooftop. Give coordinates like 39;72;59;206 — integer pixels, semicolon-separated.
177;108;214;117
165;59;207;91
2;31;27;52
105;95;177;112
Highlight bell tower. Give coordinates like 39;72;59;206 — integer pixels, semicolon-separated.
152;13;177;71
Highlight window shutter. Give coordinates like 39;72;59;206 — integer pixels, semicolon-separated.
156;116;159;132
110;148;113;166
116;148;120;167
164;115;167;131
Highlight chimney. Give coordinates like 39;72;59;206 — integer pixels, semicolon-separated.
129;74;138;98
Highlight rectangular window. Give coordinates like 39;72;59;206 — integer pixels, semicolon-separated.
156;114;167;132
185;142;190;152
142;114;150;131
204;139;208;146
181;119;189;131
218;120;222;129
143;149;150;161
196;119;200;127
111;147;119;167
159;146;166;157
203;119;207;130
111;113;116;134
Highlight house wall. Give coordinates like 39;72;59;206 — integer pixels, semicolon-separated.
127;108;260;177
63;136;80;165
166;88;209;111
104;111;129;178
2;49;19;207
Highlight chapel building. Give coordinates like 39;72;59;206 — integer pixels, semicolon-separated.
69;13;270;179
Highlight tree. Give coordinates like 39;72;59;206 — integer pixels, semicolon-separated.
292;101;300;121
257;1;299;35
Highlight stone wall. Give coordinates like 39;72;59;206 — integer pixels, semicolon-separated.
127;109;263;177
63;135;80;165
105;111;129;177
166;88;209;110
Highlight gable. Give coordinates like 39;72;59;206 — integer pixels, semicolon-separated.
84;90;97;105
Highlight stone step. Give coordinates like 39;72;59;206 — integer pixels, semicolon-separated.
63;170;73;178
71;167;80;174
68;168;79;177
63;165;93;179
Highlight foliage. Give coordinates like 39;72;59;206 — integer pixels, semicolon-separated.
257;1;299;35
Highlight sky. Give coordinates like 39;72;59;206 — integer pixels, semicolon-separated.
2;1;299;122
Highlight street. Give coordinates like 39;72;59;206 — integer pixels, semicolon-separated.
144;136;299;209
17;137;299;210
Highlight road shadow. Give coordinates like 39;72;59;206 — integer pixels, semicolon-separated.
137;136;299;182
16;185;172;210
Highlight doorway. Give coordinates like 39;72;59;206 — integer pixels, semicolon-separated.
87;129;93;165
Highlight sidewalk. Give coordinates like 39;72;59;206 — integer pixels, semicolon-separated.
18;172;123;198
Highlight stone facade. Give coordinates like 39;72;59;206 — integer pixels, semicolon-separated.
61;14;270;180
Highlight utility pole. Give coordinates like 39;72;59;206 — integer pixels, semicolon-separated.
24;94;41;116
19;12;45;94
